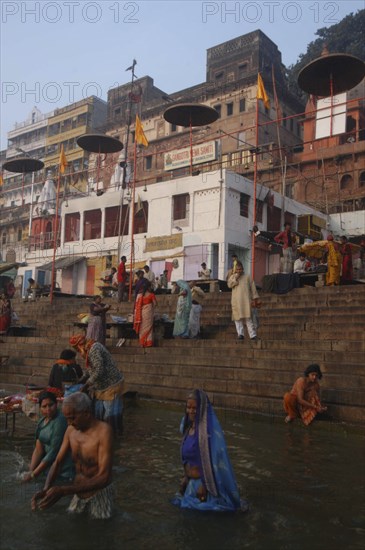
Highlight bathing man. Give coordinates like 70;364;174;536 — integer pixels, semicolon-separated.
31;392;114;519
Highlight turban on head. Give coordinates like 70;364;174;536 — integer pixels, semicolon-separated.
69;334;86;351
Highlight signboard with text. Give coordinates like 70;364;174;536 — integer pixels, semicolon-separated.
164;141;217;171
145;233;183;252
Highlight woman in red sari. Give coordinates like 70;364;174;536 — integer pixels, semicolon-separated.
133;279;157;348
283;364;327;426
340;236;353;282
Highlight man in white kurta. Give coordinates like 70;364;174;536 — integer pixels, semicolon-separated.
227;262;259;340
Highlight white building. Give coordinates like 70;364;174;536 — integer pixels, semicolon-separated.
17;169;328;295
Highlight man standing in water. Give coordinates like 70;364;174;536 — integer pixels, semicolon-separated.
31;392;114;519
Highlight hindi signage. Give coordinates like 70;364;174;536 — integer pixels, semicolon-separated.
145;233;183;252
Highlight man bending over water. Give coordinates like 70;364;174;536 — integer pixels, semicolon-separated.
32;392;114;519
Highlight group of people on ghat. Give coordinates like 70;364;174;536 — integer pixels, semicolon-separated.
274;221;360;285
16;242;332;519
99;256;171;301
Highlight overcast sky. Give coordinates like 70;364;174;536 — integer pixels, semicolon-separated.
0;0;363;150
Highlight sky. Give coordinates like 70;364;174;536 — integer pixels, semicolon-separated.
0;0;363;150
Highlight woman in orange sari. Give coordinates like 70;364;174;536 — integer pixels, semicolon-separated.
133;279;157;347
283;364;327;425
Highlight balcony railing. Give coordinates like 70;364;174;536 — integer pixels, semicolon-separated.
28;231;61;252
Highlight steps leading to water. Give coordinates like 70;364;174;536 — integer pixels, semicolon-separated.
1;285;365;424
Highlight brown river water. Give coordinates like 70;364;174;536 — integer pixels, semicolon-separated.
0;400;364;550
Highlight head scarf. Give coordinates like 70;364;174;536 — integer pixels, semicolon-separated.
181;389;241;509
177;280;192;309
69;334;95;367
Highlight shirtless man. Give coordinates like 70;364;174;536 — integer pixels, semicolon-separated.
31;392;114;519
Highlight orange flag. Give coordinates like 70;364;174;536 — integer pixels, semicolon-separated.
0;172;3;186
257;73;270;110
59;144;68;174
135;115;148;147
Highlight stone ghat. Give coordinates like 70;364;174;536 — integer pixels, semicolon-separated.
1;285;364;425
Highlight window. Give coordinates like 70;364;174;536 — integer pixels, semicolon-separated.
340;174;353;190
282;113;287;128
105;205;129;237
145;155;152;170
226;102;233;116
171;124;177;133
173;193;190;221
65;213;80;242
17;228;22;241
114;108;121;116
2;232;6;245
222;154;229;168
359;172;365;187
239;193;250;218
256;200;263;223
238;63;248;76
285;183;294;199
239;98;246;112
215;71;224;80
231;151;241;166
213;104;221;118
134;201;148;234
84;209;102;240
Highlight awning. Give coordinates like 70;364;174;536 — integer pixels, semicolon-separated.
39;256;86;271
0;263;19;275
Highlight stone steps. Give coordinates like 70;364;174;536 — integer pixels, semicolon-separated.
3;285;365;425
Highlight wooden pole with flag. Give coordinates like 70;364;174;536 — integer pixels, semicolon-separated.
50;145;68;304
252;73;270;281
128;115;148;299
129;138;138;301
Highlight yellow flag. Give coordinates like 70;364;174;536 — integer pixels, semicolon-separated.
59;144;68;174
135;115;149;147
257;73;270;110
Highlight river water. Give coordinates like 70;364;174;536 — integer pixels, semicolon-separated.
1;400;364;550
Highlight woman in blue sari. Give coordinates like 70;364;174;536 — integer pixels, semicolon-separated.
172;389;247;512
173;280;192;338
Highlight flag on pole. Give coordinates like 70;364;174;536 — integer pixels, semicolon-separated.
0;172;3;187
135;115;149;147
59;145;68;174
136;194;143;213
257;73;270;110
